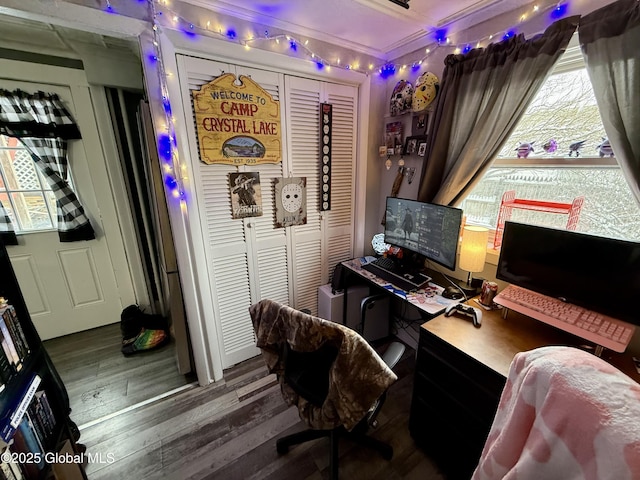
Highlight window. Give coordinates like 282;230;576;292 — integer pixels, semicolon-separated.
460;49;640;243
0;135;57;232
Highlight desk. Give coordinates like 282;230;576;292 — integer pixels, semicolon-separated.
341;258;462;322
410;300;640;479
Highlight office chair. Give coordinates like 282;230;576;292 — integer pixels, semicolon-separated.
249;299;406;480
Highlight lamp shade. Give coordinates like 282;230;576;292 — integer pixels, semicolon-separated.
459;226;489;273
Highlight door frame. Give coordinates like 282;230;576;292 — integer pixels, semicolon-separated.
0;58;144;313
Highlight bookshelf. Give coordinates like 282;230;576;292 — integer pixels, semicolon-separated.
0;241;86;480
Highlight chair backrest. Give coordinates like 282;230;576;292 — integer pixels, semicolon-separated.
283;340;339;407
249;298;398;431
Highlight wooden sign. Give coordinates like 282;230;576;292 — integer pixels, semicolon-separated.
192;73;281;165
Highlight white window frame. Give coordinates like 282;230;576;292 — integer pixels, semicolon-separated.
0;135;57;234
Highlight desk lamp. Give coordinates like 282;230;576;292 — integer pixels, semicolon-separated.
458;226;489;295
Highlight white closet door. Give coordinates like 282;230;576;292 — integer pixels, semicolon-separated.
284;76;323;314
236;66;290;309
180;57;253;367
324;83;357;279
284;78;358;315
179;57;289;367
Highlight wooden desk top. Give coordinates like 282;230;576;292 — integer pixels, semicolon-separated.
422;299;640;382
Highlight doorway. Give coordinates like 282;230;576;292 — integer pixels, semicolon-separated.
0;15;194;428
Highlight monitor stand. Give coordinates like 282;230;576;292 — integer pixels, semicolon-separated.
453;276;483;297
396;251;426;274
421;264;482;296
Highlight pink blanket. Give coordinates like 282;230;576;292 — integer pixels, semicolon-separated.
473;346;640;480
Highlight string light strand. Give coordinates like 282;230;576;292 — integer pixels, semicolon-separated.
148;0;185;200
142;0;569;80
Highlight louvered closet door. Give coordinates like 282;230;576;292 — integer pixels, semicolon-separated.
236;66;290;310
284;78;357;315
179;56;288;367
284;76;323;314
324;83;357;279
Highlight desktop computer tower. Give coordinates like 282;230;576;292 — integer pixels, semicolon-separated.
318;284;389;342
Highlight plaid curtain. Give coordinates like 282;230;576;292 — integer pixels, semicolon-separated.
0;90;95;242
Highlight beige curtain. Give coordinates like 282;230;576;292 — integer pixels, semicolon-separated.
579;0;640;206
418;17;579;206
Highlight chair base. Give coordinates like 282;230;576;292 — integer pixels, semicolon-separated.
276;426;393;480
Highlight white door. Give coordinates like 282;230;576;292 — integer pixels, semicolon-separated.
179;57;291;367
285;77;358;314
1;78;127;340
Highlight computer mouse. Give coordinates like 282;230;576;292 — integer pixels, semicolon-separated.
442;286;465;300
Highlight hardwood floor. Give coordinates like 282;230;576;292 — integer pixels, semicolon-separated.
43;322;193;427
78;341;447;480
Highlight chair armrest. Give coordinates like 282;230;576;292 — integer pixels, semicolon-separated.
381;341;405;370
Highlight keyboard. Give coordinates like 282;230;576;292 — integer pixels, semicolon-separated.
361;258;431;291
494;285;635;353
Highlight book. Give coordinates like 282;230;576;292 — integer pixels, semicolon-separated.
34;391;55;437
25;402;47;450
26;390;56;447
0;329;14;390
0;442;24;480
0;374;41;442
6;458;23;480
0;454;16;480
0;439;25;480
10;418;45;478
23;412;45;459
6;454;23;480
0;317;20;373
0;306;29;361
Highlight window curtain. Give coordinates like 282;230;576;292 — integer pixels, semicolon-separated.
579;0;640;207
0;90;95;242
417;17;579;206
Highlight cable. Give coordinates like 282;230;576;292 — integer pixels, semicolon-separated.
425;260;469;301
391;316;420;345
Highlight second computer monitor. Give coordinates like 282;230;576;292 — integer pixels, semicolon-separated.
384;197;462;270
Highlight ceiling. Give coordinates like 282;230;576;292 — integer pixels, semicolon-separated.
187;0;532;59
0;0;535;61
0;13;139;60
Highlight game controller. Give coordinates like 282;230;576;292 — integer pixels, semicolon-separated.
444;303;482;328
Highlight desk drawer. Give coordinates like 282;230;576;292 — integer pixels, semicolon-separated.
412;369;492;438
415;330;505;422
410;327;507;478
410;394;485;480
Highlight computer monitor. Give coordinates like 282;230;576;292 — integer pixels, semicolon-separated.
384;197;462;270
497;221;640;326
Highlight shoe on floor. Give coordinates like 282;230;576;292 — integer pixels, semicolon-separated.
121;328;169;356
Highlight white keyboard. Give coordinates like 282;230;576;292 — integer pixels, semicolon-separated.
494;285;635;353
